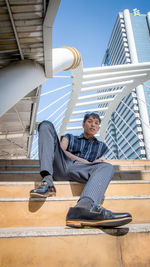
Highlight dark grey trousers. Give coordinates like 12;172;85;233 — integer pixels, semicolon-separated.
38;121;114;205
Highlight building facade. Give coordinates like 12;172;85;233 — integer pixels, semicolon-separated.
101;9;150;159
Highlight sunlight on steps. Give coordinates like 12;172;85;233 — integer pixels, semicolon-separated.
0;159;150;266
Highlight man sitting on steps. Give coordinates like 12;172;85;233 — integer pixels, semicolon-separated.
30;112;132;228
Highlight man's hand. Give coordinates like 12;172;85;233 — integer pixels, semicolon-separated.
92;158;103;163
77;158;89;163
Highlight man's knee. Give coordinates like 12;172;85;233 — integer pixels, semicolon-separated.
97;162;114;177
38;120;54;132
104;162;114;177
107;162;114;172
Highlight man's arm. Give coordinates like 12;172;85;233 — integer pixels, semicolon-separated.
60;136;89;163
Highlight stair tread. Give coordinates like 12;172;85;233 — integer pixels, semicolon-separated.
0;195;150;202
0;223;150;238
1;164;150;168
1;159;150;164
0;170;149;182
1;170;150;173
0;180;150;185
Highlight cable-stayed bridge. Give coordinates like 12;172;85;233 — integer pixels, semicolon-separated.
0;0;150;160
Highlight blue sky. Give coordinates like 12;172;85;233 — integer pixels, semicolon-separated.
53;0;150;67
37;1;150;120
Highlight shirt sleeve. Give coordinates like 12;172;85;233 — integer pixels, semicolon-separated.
60;133;71;142
100;143;108;157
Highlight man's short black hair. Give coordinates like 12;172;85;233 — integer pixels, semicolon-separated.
83;112;101;123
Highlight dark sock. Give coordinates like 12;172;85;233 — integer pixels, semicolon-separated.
42;174;53;187
75;197;94;209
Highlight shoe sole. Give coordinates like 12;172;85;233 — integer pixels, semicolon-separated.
30;192;56;198
66;217;132;228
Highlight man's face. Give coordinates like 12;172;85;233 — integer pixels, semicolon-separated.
82;115;100;137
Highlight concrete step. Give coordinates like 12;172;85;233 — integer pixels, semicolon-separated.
0;169;150;181
0;224;150;267
106;159;150;165
1;164;150;171
0;180;150;198
1;159;150;166
0;159;39;166
0;223;149;238
0;159;150;267
0;196;150;227
0;165;40;171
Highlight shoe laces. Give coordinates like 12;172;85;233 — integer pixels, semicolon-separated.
91;204;103;213
38;182;48;189
91;205;111;216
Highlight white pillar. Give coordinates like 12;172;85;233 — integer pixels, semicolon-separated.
123;9;150;158
0;47;78;117
0;60;46;117
147;12;150;31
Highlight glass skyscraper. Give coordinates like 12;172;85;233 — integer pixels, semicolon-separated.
102;9;150;159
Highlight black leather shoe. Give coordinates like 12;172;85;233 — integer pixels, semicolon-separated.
30;182;56;198
66;205;132;228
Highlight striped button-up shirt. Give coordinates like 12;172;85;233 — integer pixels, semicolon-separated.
64;133;108;162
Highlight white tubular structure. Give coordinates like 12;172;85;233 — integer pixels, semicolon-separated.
58;62;83;137
58;62;150;158
0;47;82;117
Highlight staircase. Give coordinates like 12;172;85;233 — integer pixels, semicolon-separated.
0;159;150;267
